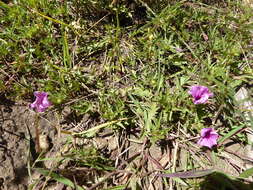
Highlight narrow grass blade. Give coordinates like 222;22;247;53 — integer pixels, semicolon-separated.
63;30;71;68
239;167;253;178
73;118;129;136
218;125;245;144
173;177;189;187
0;1;10;10
157;169;215;179
35;168;84;190
102;185;127;190
31;9;79;35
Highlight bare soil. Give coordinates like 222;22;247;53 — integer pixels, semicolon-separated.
0;97;58;190
0;101;30;189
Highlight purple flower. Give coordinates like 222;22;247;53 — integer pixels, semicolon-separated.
188;85;213;104
30;91;51;112
198;128;218;149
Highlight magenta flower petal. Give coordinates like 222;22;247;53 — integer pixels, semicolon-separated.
30;91;51;112
197;128;218;149
188;85;213;104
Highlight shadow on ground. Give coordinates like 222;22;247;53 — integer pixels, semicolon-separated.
200;172;253;190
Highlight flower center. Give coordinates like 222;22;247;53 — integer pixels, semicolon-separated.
204;131;211;138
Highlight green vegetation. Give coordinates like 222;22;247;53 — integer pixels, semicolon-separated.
1;0;252;189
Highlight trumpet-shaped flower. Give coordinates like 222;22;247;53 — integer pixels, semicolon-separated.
198;128;218;149
188;85;213;104
30;91;51;112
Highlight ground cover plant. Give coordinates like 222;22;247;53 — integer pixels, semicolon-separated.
0;0;253;189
